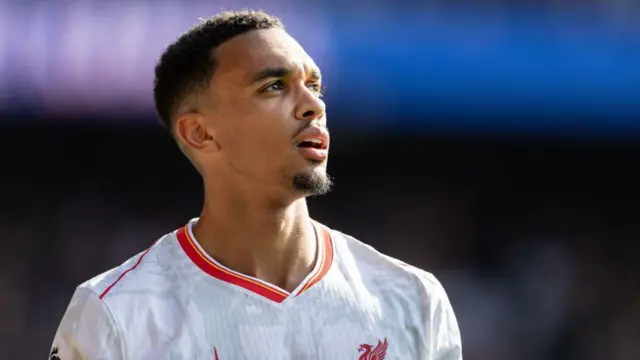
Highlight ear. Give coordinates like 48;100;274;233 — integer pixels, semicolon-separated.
175;113;220;153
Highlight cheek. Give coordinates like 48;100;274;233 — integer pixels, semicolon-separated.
220;105;294;166
249;125;293;164
245;101;294;145
228;129;292;178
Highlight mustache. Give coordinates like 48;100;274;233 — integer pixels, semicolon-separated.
294;122;329;137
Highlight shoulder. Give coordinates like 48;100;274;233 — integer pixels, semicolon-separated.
328;226;462;356
77;230;180;302
52;287;125;359
52;228;192;359
327;227;448;301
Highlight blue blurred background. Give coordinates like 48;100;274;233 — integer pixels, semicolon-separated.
1;0;639;359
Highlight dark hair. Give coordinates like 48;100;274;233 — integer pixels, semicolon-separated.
153;10;284;130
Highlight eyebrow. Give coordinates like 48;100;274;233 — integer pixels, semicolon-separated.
250;66;322;84
309;69;322;81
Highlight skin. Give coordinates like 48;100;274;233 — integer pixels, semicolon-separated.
174;28;329;292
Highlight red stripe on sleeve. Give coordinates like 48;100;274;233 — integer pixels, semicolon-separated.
99;243;155;299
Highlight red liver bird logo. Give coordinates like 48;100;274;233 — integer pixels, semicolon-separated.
358;338;389;360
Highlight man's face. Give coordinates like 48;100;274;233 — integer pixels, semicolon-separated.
203;28;331;196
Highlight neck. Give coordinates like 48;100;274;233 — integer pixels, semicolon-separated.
192;184;317;293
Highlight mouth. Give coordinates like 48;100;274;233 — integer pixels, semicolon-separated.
294;129;329;161
295;137;328;150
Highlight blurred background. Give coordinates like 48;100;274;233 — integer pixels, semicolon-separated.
1;0;639;359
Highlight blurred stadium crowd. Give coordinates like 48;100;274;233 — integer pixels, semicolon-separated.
1;128;638;360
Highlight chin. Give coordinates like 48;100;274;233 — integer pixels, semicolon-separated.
292;167;332;196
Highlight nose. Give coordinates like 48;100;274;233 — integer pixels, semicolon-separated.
294;88;326;121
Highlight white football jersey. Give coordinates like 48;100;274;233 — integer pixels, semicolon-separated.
50;219;462;360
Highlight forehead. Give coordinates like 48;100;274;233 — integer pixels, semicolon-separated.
212;28;319;83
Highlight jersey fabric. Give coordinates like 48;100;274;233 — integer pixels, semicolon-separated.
50;219;462;360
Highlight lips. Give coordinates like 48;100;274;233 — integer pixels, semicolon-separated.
296;137;326;149
294;126;329;161
294;126;329;150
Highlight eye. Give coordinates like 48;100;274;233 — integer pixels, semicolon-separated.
308;83;324;98
261;80;285;93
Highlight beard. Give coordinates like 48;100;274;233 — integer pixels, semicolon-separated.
292;167;333;196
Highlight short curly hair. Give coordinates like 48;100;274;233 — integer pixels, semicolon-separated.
153;10;285;130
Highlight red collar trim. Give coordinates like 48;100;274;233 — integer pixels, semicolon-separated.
176;221;333;303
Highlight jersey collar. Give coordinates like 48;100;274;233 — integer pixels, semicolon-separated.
176;219;334;303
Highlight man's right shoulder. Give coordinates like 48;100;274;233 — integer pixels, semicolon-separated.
51;228;195;359
76;230;180;302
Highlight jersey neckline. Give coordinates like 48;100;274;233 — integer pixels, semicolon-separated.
176;219;334;303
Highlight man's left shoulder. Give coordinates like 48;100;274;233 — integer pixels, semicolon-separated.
326;228;463;359
328;227;447;296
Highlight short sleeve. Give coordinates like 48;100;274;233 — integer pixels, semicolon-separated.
49;288;124;360
429;280;463;360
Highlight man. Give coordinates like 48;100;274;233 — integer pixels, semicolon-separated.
50;10;462;360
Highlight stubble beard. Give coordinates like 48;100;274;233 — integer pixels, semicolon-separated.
292;165;333;197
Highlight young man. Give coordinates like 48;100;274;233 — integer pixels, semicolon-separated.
50;10;462;360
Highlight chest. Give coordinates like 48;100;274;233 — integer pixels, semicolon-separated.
121;291;426;360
